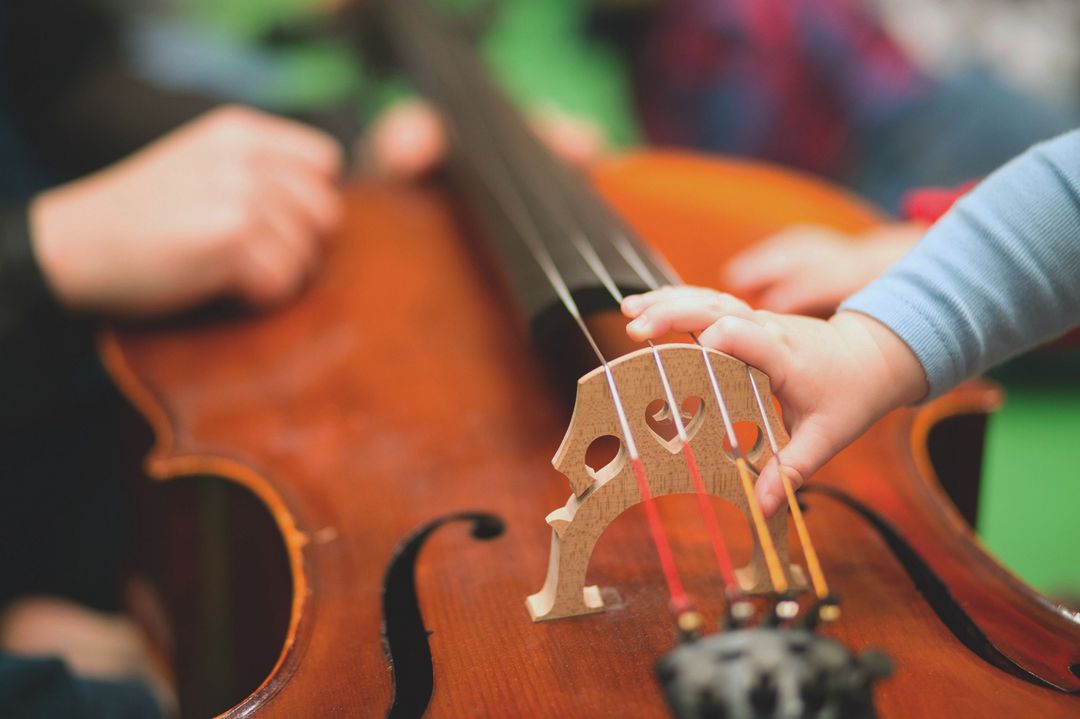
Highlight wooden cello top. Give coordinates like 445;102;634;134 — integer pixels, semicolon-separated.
102;149;1080;717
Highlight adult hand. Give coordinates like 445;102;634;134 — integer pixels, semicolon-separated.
31;105;344;317
722;223;923;315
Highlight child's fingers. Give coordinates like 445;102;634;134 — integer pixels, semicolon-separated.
697;315;790;391
621;286;681;317
753;420;833;517
622;285;729;317
754;459;799;518
626;294;753;341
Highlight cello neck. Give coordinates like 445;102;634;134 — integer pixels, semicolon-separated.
372;0;669;344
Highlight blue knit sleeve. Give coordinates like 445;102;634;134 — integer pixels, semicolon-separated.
840;128;1080;398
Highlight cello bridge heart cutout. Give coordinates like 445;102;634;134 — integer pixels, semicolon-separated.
644;396;705;453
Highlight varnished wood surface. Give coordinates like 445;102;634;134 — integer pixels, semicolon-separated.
103;152;1080;717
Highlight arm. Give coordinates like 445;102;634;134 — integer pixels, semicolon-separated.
622;128;1080;514
841;128;1080;398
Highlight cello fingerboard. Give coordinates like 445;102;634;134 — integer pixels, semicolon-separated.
367;0;671;347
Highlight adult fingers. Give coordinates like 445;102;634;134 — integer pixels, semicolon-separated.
264;166;344;239
363;99;447;180
231;212;313;307
245;111;344;178
529;106;605;167
257;192;320;280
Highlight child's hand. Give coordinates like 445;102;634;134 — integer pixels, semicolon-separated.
722;223;923;315
621;286;927;516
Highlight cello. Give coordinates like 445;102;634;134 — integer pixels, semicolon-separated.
99;0;1080;716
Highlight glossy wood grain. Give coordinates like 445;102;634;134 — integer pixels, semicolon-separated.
103;152;1080;717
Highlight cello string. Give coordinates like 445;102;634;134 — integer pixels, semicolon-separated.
402;0;826;616
600;224;834;606
520;152;794;598
553;238;740;593
746;371;831;603
427;13;786;601
559;194;790;596
453;87;742;596
693;332;789;595
405;5;694;615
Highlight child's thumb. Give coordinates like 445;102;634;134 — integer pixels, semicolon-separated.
753;424;834;517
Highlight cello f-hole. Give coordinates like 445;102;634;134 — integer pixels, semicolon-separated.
382;512;505;719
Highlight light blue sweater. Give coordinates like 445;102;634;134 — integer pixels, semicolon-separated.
841;128;1080;399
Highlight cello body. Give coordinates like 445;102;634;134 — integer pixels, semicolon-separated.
102;152;1080;717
